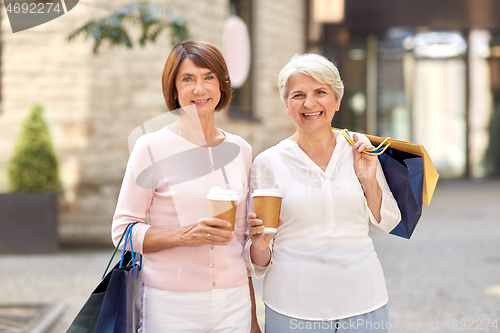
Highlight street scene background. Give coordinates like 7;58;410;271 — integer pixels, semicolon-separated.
1;0;500;332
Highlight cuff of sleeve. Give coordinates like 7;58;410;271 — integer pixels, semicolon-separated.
131;223;152;254
243;239;271;279
368;192;401;234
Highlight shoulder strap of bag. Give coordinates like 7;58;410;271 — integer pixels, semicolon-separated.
339;128;391;156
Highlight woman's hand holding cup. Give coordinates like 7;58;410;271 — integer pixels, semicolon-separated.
181;217;234;247
248;213;283;267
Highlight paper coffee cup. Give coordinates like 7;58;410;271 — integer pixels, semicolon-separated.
252;189;282;234
207;187;239;231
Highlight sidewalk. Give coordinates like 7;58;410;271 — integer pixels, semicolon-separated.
0;179;499;332
371;178;500;332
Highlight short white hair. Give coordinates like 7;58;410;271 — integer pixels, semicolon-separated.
278;53;344;102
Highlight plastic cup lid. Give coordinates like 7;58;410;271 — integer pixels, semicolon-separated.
252;188;282;198
207;186;239;201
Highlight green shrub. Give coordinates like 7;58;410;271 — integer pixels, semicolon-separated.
8;104;59;192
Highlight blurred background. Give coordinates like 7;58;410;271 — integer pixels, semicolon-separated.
0;0;499;332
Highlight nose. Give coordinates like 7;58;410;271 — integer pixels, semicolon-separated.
303;95;316;109
193;80;206;94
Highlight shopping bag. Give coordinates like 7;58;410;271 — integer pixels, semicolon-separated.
338;129;438;239
66;223;142;333
378;148;424;238
95;224;142;333
364;133;438;206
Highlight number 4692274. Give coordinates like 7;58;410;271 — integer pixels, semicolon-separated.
444;319;498;330
6;2;62;14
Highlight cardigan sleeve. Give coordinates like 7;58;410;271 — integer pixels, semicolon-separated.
112;135;153;253
238;138;252;250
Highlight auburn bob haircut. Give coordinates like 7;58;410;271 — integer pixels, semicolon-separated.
162;40;232;111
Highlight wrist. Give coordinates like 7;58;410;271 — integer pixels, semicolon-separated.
144;227;182;253
173;228;188;247
360;179;379;192
250;243;271;267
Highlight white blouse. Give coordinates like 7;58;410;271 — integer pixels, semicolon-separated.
244;130;401;321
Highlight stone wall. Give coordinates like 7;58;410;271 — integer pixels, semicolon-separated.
0;0;306;245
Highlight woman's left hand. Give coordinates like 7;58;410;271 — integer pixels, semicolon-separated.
352;133;378;186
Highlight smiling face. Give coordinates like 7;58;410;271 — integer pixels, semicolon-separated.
286;73;340;134
175;58;221;117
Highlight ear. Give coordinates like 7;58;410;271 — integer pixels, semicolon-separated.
335;99;341;111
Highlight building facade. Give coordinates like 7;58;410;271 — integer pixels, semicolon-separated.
311;0;500;178
0;0;306;244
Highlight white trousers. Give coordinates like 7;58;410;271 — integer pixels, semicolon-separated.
138;284;251;333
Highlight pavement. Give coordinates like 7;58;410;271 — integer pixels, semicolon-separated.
0;178;499;332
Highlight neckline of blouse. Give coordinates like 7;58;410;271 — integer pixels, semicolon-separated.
165;125;228;148
282;129;344;177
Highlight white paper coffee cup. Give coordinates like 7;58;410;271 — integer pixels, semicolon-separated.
207;187;239;231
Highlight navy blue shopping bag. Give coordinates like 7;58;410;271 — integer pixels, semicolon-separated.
378;148;424;239
94;224;142;333
338;128;435;239
67;223;142;333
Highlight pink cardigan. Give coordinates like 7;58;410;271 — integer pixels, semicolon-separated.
112;127;252;291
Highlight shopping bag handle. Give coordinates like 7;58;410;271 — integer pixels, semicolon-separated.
101;223;139;280
340;129;391;156
119;222;142;275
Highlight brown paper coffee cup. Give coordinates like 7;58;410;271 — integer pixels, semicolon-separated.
207;187;239;231
252;189;282;234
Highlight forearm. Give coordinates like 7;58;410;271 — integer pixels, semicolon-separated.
143;218;234;254
143;227;184;254
361;180;382;223
250;243;272;267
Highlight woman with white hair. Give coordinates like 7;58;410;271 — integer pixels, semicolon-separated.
244;53;401;332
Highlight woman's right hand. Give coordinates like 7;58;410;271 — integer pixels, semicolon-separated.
248;213;276;252
248;213;283;267
179;217;234;247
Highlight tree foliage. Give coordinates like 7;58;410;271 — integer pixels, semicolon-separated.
8;104;59;192
67;1;190;54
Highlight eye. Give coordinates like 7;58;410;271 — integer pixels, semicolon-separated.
292;93;303;98
205;75;216;81
317;90;327;95
182;77;192;83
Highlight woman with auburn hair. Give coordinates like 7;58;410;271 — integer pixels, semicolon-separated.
112;40;260;332
245;53;401;332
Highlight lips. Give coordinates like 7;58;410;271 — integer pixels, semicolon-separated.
302;111;323;118
193;98;210;105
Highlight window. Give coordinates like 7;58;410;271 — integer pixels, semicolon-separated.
227;0;255;120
